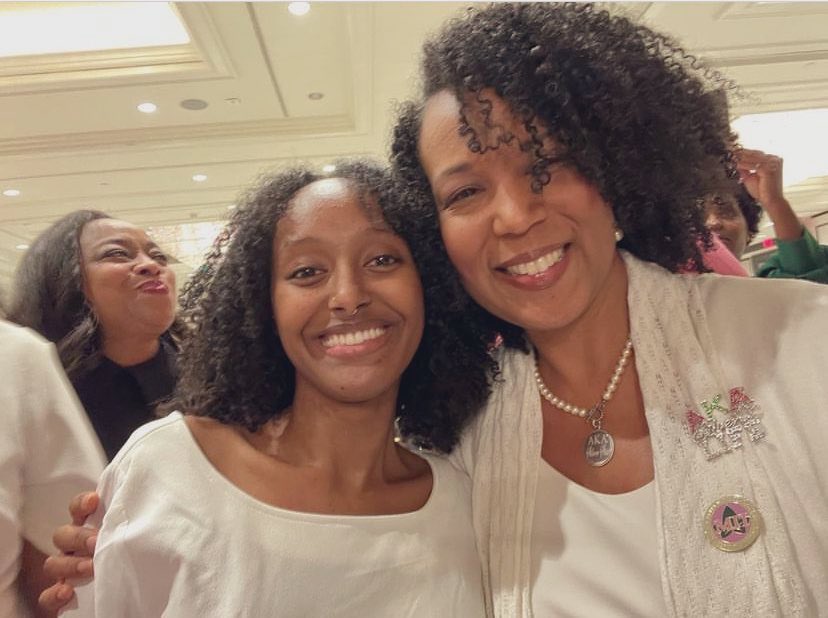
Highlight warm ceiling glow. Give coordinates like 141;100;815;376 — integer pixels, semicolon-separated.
146;221;225;269
288;2;311;17
0;2;190;58
3;189;21;197
137;102;157;114
733;108;828;187
192;174;208;182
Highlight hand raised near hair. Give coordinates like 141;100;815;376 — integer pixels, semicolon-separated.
735;148;785;210
735;148;802;241
38;492;100;613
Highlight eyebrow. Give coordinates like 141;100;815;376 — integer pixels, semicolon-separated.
432;162;473;184
94;237;161;252
279;226;400;249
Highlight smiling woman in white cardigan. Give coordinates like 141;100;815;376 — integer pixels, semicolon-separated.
390;4;827;615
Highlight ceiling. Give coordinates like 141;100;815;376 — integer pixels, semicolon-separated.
1;1;828;287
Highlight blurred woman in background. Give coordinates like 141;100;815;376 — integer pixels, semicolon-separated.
9;210;179;459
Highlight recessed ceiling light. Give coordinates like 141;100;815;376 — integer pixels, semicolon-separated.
180;98;208;111
288;2;311;16
3;188;21;197
192;174;208;182
137;102;157;113
227;204;237;210
308;92;324;101
322;164;336;173
15;244;29;250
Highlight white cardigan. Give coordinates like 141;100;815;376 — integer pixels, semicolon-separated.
452;252;828;617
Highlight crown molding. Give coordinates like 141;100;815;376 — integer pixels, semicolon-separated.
0;114;356;157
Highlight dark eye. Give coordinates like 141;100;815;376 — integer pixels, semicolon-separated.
288;266;321;280
151;252;168;265
367;254;399;268
102;248;129;259
444;186;480;209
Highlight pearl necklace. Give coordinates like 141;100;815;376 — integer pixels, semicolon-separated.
533;337;633;466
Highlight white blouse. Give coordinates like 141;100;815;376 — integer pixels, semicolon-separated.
531;459;666;617
66;413;485;617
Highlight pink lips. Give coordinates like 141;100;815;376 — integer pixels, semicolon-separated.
497;245;571;291
496;243;566;270
138;280;169;294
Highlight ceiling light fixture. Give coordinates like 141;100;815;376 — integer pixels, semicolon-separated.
322;164;336;173
0;3;190;58
3;189;21;197
227;204;237;210
180;99;208;111
137;102;157;113
15;244;29;250
288;2;311;16
192;174;208;182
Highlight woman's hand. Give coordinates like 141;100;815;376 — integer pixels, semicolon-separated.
736;148;802;241
37;492;100;612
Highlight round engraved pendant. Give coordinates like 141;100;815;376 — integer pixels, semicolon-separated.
584;429;614;467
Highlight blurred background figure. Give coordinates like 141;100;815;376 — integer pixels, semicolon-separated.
9;210;179;460
706;149;828;282
0;317;104;616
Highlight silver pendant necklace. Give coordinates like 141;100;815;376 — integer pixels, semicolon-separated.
533;338;633;467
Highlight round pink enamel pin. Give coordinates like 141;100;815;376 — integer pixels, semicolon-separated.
704;495;762;552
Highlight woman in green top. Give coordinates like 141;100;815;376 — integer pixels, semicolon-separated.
706;148;828;283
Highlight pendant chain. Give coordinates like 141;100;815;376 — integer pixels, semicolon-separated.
533;337;633;428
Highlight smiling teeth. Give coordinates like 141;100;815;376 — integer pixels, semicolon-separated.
322;327;385;348
506;247;565;276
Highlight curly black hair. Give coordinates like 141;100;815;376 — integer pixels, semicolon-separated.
390;3;738;349
169;159;494;453
735;185;762;242
10;209;113;379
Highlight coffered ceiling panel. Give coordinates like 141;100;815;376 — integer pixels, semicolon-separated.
1;1;827;286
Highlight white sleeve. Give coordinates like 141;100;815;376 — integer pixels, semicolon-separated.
62;458;141;618
15;328;106;554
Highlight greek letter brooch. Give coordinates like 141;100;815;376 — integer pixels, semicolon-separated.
686;387;767;461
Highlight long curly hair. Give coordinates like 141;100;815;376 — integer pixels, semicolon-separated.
9;210;111;380
735;185;762;242
391;3;739;349
170;159;494;453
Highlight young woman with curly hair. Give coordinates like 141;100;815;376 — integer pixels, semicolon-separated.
9;210;179;460
61;160;488;616
388;3;827;616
